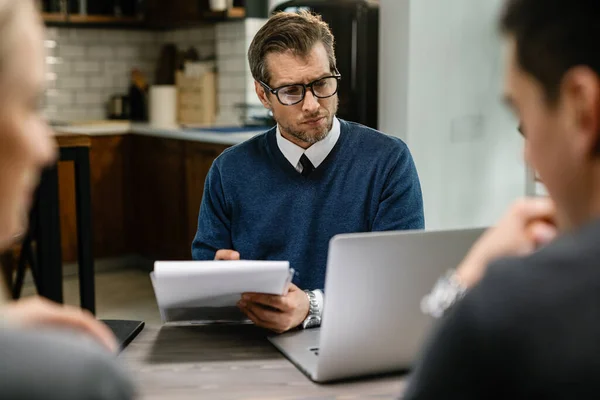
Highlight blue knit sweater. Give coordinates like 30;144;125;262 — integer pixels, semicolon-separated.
192;119;424;290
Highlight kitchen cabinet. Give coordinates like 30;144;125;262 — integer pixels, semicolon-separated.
128;136;189;260
89;135;130;258
58;135;129;262
42;0;252;28
56;133;229;263
127;136;228;260
184;141;229;247
144;0;248;27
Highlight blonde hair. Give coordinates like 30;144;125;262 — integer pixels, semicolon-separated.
0;0;36;77
0;0;36;304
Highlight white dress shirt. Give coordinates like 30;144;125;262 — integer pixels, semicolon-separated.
275;118;341;327
276;117;341;173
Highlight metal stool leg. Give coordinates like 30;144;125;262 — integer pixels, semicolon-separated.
11;234;31;300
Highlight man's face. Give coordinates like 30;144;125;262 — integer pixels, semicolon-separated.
504;37;600;229
255;42;338;148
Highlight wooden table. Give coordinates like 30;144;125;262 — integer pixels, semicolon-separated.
121;325;406;400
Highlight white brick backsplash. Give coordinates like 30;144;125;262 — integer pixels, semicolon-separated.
163;31;176;42
75;92;107;105
218;74;231;91
100;30;122;43
113;76;130;89
220;92;245;109
228;75;246;92
58;44;86;58
217;107;241;126
43;109;59;121
69;29;105;43
87;45;114;59
185;27;213;43
116;46;142;60
142;44;159;60
73;60;101;73
174;30;189;42
45;28;59;40
219;57;246;74
88;76;111;89
61;107;106;122
44;40;57;49
218;39;245;58
105;61;130;74
48;61;71;75
199;43;216;59
217;22;245;40
57;76;87;90
46;90;73;106
123;31;146;44
217;40;231;58
44;26;217;122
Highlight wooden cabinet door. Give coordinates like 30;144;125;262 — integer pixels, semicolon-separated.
58;135;128;263
128;135;188;260
90;135;128;258
184;142;229;253
144;0;205;26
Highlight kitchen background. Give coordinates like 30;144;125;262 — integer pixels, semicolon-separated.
39;0;540;235
1;0;548;320
43;20;265;125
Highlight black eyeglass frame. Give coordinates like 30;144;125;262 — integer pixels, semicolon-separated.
259;70;342;106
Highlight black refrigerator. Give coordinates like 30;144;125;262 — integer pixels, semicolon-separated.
273;0;380;130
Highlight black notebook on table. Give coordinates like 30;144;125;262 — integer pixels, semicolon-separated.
101;320;145;352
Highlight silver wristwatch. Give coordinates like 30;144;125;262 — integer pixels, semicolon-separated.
302;290;321;329
420;270;467;318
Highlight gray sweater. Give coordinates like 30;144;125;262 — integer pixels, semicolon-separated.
0;328;135;399
404;219;600;399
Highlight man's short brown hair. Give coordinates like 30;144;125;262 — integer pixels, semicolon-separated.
248;10;337;86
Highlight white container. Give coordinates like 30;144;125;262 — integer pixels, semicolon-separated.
209;0;234;11
150;85;178;129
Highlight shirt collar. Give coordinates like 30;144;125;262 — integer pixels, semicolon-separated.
276;117;341;170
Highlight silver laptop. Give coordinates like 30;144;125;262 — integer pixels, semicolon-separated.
268;227;485;383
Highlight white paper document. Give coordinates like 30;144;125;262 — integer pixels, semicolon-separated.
151;260;293;325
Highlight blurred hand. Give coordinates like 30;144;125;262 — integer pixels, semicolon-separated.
456;197;558;288
3;296;118;353
238;283;309;333
214;249;240;260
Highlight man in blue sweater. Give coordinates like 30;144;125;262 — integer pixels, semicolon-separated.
192;11;424;333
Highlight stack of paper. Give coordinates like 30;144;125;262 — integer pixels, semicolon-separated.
151;260;293;325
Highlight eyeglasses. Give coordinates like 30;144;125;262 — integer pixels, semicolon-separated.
260;72;341;106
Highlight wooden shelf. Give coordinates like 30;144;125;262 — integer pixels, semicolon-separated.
42;13;144;27
42;12;67;23
42;6;246;29
202;7;246;21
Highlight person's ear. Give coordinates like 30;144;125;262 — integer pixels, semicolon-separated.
255;81;272;110
561;66;600;157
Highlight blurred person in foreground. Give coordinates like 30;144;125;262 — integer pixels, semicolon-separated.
404;0;600;398
0;1;134;398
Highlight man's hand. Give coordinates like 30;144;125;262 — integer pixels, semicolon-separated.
214;249;240;260
3;296;118;353
456;197;558;288
237;284;309;333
